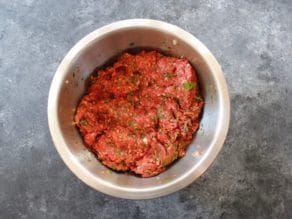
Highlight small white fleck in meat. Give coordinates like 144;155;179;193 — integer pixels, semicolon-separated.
172;39;177;45
142;136;148;145
65;80;69;84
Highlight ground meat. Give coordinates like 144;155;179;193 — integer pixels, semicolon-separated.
75;50;204;177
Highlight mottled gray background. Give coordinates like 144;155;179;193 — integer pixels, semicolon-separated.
0;0;292;218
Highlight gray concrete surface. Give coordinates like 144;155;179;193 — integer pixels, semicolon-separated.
0;0;292;218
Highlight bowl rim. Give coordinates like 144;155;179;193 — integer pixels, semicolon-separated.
48;19;230;199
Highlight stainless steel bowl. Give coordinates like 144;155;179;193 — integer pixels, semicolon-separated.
48;19;230;199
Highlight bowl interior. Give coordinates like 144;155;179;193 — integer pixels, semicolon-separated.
51;22;226;198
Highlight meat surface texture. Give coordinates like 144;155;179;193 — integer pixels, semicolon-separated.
75;51;204;177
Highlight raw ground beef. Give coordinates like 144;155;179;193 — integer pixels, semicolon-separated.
75;50;204;177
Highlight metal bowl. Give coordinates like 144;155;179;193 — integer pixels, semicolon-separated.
48;19;230;199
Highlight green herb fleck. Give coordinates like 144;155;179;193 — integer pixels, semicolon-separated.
183;123;189;133
128;120;137;127
110;166;117;171
157;108;164;119
79;119;88;126
130;75;139;84
171;152;178;161
114;150;122;156
145;169;152;174
165;72;174;79
162;160;168;167
183;82;196;90
195;96;203;101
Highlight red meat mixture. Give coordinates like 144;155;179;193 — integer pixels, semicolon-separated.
75;51;204;177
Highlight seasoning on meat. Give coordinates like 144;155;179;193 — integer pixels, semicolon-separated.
75;51;204;177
